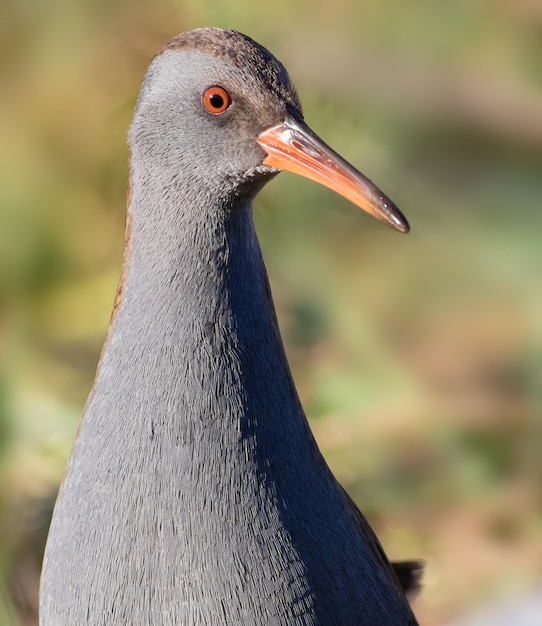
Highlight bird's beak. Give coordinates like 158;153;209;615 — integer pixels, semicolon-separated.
257;116;409;233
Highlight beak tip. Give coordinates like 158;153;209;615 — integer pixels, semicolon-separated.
384;204;410;234
396;218;410;234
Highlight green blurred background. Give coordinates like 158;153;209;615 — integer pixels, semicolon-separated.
1;0;541;624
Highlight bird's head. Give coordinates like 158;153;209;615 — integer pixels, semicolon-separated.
129;27;409;232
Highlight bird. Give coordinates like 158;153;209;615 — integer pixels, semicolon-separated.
39;27;422;625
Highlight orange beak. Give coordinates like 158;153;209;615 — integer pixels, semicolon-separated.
257;116;409;233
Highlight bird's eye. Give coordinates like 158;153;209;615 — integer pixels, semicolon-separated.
202;86;231;114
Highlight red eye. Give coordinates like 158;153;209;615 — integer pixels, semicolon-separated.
202;86;231;114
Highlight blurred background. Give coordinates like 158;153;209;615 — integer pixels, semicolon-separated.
1;0;541;624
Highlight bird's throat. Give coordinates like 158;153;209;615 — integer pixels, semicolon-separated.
85;188;311;482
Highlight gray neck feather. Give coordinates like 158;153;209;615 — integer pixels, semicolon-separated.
40;169;415;625
101;174;312;465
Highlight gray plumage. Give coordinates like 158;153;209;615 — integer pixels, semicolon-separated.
40;28;421;625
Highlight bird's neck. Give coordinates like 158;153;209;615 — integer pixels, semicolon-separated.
43;181;415;626
86;177;311;464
